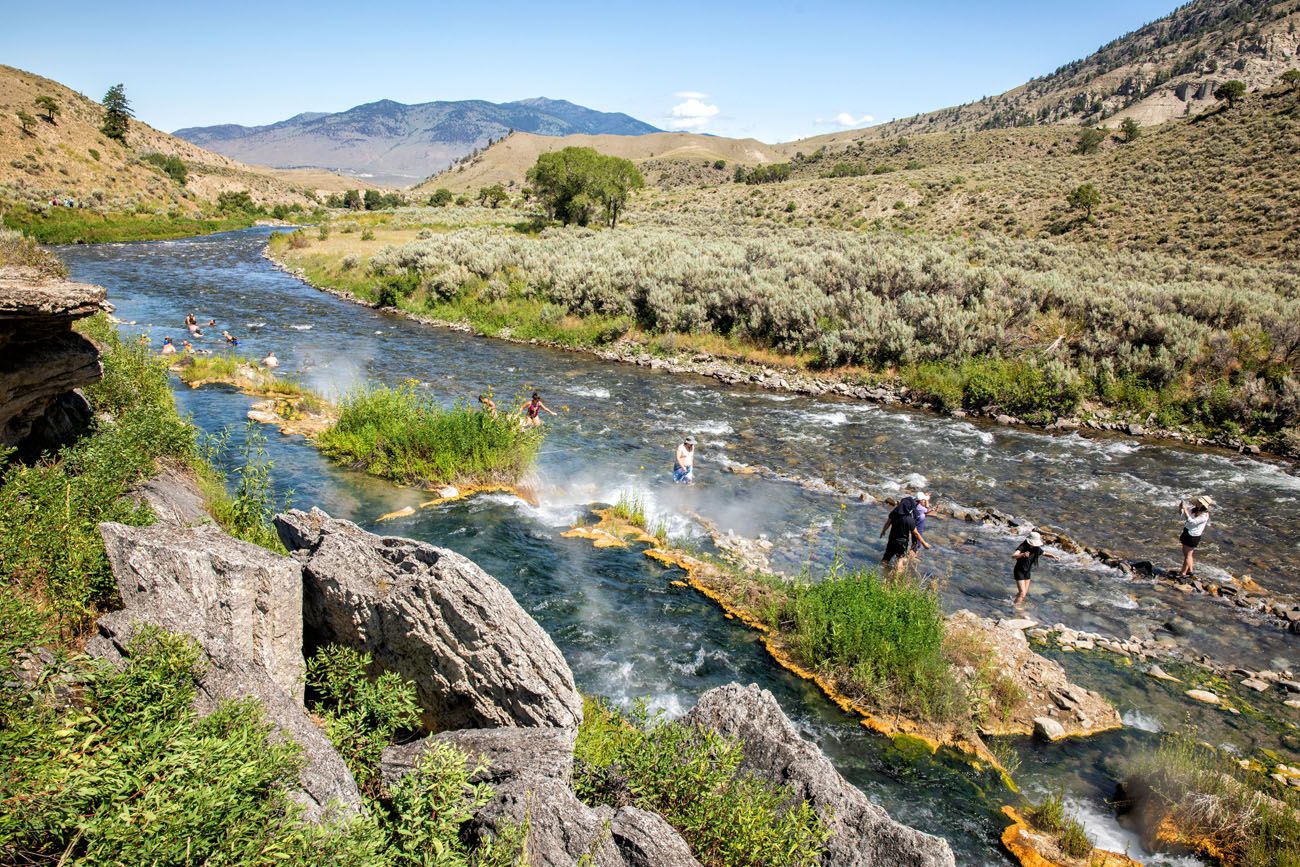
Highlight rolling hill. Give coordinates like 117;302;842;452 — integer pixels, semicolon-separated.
174;97;662;187
0;65;361;219
412;131;782;194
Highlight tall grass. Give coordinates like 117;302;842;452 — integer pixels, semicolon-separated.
773;567;962;722
611;489;647;527
574;696;828;867
1;206;255;244
1125;731;1300;866
317;382;542;487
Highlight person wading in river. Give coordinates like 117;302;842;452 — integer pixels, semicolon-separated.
520;391;556;427
910;492;932;559
1176;495;1215;578
1012;530;1059;606
674;436;696;484
881;495;929;572
478;393;498;418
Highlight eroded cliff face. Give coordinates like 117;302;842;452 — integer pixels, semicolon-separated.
0;267;105;459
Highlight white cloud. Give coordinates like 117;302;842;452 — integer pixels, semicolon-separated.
814;112;875;128
668;95;721;131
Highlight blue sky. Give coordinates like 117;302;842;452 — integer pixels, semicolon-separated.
3;0;1181;142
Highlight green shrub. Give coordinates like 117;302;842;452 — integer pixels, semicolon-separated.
0;227;67;278
306;644;420;795
574;696;828;867
317;383;543;488
1058;817;1093;858
198;423;291;553
1030;790;1065;833
611;489;647;527
774;568;961;722
141;151;188;185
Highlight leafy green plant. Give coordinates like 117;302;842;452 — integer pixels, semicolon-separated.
611;490;647;528
199;422;292;553
141;152;188;185
574;696;828;867
306;644;420;795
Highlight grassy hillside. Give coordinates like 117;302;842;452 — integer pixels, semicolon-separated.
414;130;782;195
829;0;1300;139
0;65;358;239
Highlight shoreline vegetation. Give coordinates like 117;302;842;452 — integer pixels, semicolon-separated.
264;206;1300;459
170;353;542;492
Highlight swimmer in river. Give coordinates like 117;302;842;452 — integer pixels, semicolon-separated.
673;436;696;484
520;391;555;427
182;339;194;353
160;336;177;356
478;393;498;417
262;351;279;369
222;330;239;346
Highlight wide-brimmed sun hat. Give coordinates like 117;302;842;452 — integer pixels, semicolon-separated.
916;491;930;503
1195;495;1216;509
684;436;696;445
1026;531;1044;547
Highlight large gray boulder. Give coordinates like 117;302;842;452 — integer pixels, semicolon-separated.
382;728;700;867
686;684;956;867
276;508;582;732
129;464;214;527
88;521;360;822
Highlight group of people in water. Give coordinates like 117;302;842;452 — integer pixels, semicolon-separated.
476;391;558;428
157;312;245;357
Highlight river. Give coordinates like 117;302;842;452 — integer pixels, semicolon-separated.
60;228;1300;865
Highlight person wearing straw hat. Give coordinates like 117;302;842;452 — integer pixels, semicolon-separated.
673;436;696;484
1177;495;1215;578
1012;529;1059;606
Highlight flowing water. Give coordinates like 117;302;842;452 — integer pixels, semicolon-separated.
60;228;1300;865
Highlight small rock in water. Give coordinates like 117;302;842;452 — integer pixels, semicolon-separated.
437;486;459;500
1033;717;1067;741
997;618;1037;631
1163;616;1194;636
1185;689;1221;705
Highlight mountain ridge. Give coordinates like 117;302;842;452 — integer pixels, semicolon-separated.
175;96;661;186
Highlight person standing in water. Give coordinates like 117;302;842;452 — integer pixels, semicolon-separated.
910;492;931;556
881;495;930;571
160;336;177;356
1177;496;1214;578
262;351;279;369
674;436;696;484
478;394;498;418
520;391;556;427
1012;530;1059;606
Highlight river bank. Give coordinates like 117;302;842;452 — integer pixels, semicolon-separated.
261;234;1294;463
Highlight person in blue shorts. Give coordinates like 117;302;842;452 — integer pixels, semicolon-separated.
673;436;696;484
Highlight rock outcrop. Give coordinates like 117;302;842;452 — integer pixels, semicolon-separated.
276;507;582;731
0;269;105;458
685;683;957;867
87;521;360;822
382;727;701;867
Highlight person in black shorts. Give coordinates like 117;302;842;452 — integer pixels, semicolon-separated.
1177;495;1214;578
1012;530;1059;606
880;495;930;572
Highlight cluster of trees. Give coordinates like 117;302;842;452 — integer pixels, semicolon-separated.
525;147;644;228
477;184;508;208
325;189;403;210
733;163;792;184
142;152;188;185
101;84;132;143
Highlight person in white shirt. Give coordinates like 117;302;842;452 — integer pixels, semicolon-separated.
1177;495;1214;578
262;351;279;369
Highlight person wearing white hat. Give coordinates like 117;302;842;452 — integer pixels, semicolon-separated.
910;493;931;556
1177;495;1215;578
1012;529;1059;606
673;436;696;484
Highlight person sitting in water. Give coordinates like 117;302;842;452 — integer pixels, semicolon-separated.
188;321;202;336
207;319;216;327
160;336;177;356
1012;530;1060;606
262;351;279;369
478;393;498;417
880;495;929;572
222;330;239;346
182;339;194;353
673;436;696;484
185;313;197;327
1177;496;1214;578
520;391;556;427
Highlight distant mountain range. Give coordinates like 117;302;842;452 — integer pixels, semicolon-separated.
174;98;661;187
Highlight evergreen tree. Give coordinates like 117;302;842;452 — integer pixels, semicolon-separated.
1213;80;1246;108
1119;117;1140;143
101;84;132;142
1067;183;1101;220
1075;128;1106;155
33;96;59;124
16;110;36;135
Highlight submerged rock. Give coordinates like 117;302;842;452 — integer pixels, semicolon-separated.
276;507;582;731
88;521;360;822
685;683;956;867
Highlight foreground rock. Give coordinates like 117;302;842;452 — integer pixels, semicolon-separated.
0;269;105;458
276;507;582;731
383;728;701;867
685;683;957;867
87;521;360;821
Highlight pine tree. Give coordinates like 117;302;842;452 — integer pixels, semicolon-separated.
101;84;133;142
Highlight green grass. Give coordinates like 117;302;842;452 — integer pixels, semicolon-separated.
611;489;647;528
772;567;962;723
574;695;828;867
317;383;542;488
0;226;67;277
1125;731;1300;866
1028;791;1094;858
2;205;256;244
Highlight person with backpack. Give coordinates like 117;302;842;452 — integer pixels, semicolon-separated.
880;494;930;571
1012;530;1059;606
1176;495;1214;578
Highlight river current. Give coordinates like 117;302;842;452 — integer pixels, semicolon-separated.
60;228;1300;865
